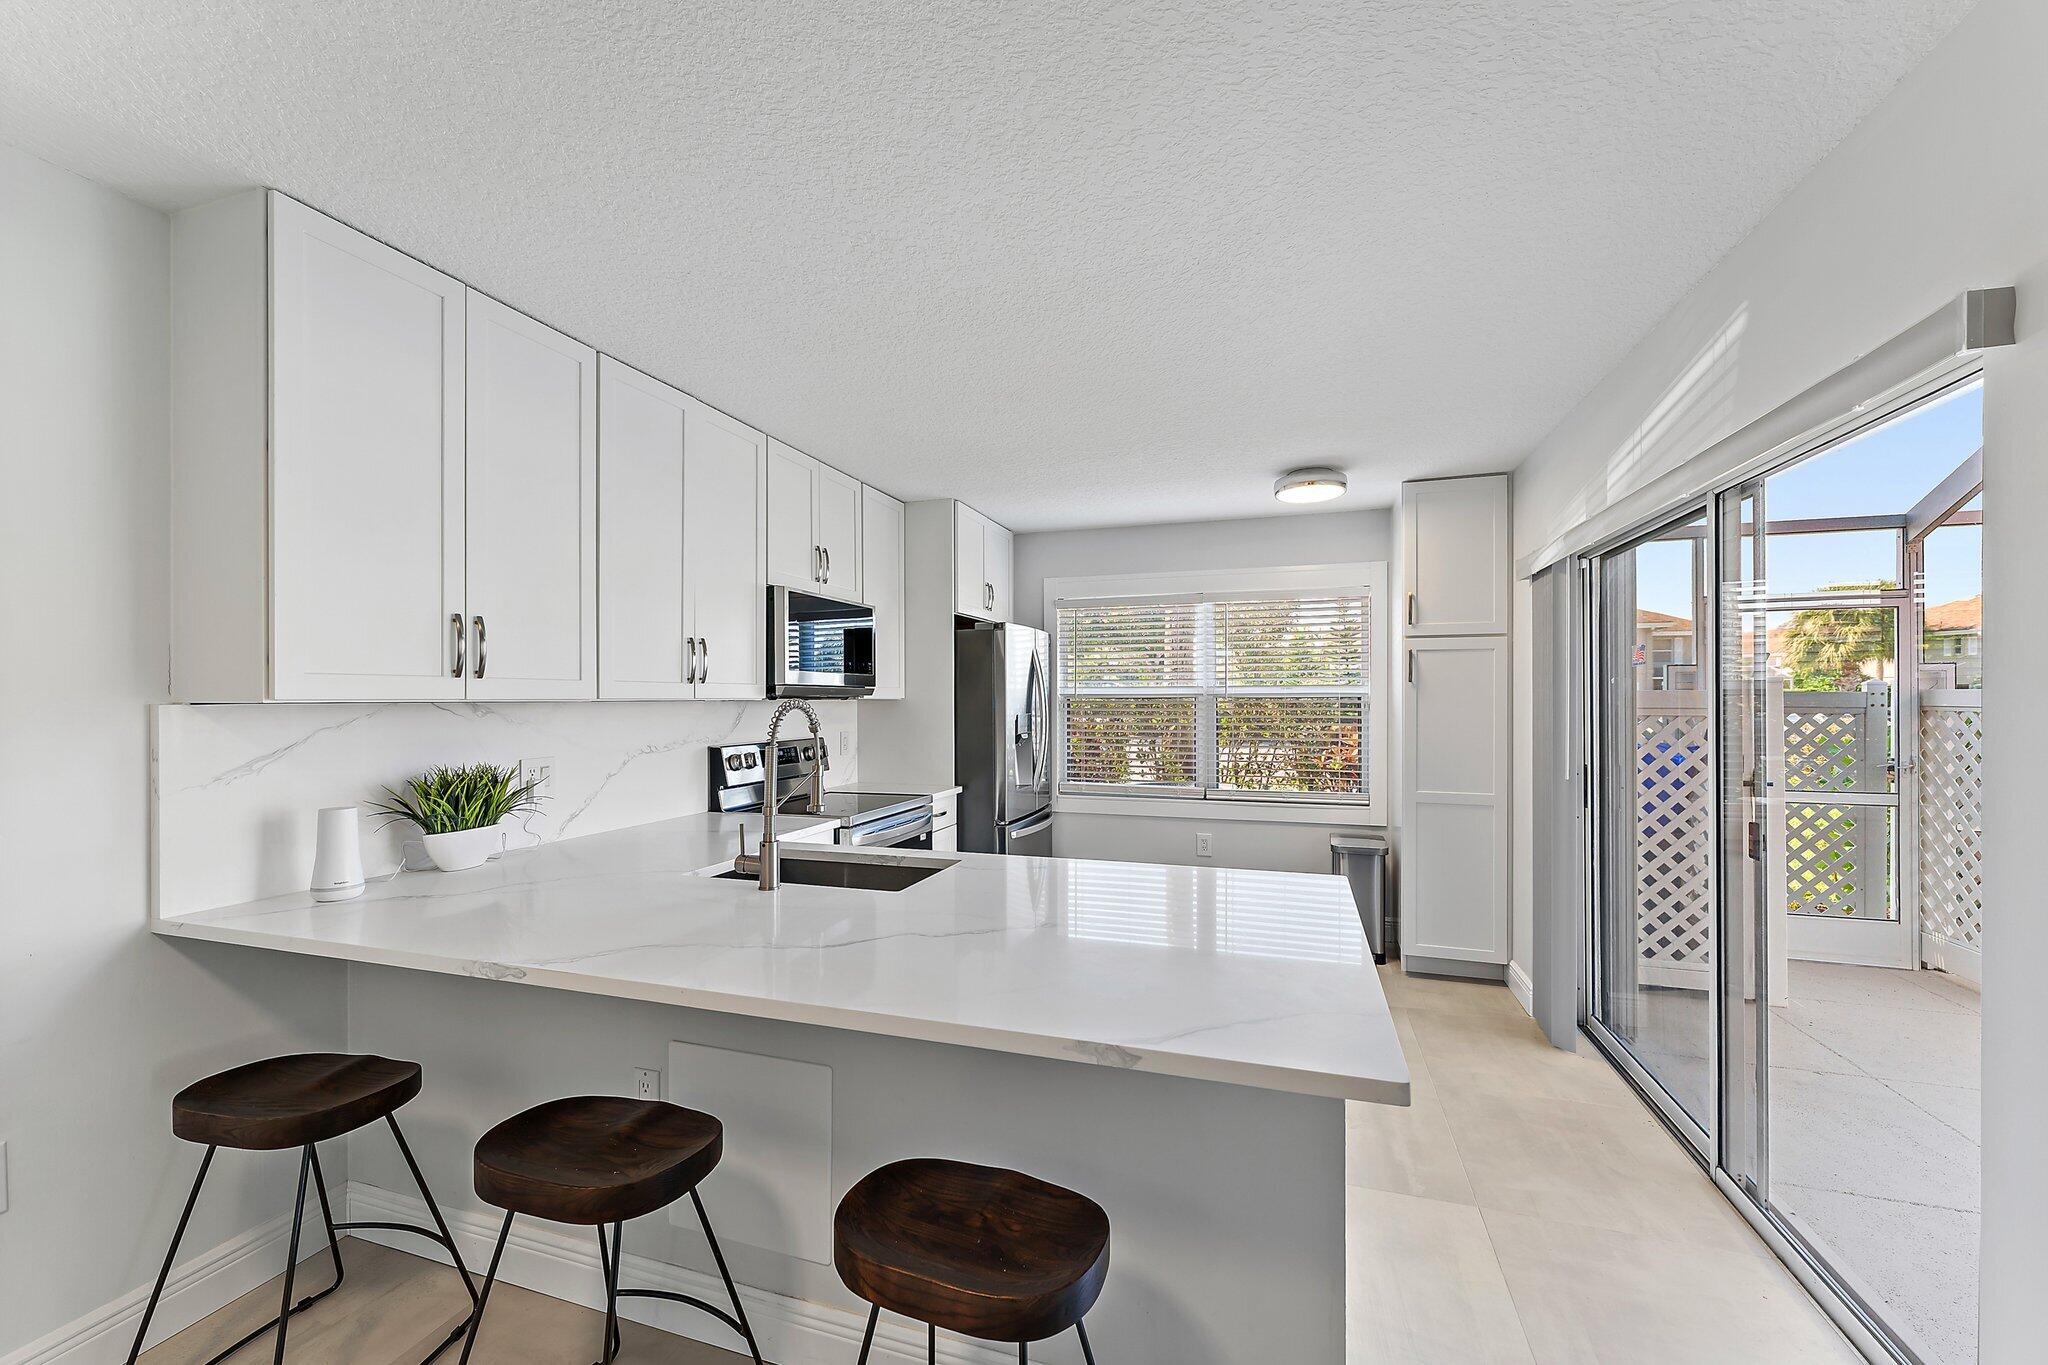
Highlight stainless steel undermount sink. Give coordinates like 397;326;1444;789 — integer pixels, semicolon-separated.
712;851;955;892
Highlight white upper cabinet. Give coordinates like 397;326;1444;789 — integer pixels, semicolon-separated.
464;292;597;700
862;487;906;699
767;438;863;599
1402;474;1509;636
767;439;819;590
599;357;767;700
987;520;1015;623
683;399;769;699
267;193;470;701
952;501;1013;622
816;464;863;600
174;192;596;701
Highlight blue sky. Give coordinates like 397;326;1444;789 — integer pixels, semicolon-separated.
1634;383;1982;619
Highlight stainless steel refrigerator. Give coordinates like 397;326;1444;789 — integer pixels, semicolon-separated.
954;622;1053;854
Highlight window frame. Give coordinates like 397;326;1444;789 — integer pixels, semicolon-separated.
1045;562;1390;827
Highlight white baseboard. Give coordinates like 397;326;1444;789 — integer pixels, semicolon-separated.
346;1182;1013;1365
1;1204;329;1365
1507;960;1534;1017
1919;931;1983;987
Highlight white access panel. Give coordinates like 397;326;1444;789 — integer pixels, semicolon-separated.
666;1042;832;1264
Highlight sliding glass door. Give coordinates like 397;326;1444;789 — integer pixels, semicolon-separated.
1586;508;1715;1151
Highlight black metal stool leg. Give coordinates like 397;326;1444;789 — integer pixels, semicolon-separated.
1076;1319;1097;1365
690;1188;764;1364
1019;1344;1027;1363
269;1146;315;1365
385;1114;479;1309
593;1222;622;1365
126;1146;217;1363
855;1304;880;1365
457;1211;514;1365
304;1144;347;1298
928;1320;936;1363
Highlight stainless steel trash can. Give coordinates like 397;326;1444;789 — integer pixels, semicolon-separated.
1330;834;1392;963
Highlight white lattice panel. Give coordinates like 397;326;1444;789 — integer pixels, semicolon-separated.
1781;691;1889;919
1634;695;1712;982
1919;699;1984;950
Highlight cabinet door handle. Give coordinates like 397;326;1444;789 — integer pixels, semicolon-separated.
450;613;466;678
700;636;709;683
1407;592;1417;626
1407;649;1416;686
822;547;831;582
686;636;698;685
814;545;823;582
473;615;487;679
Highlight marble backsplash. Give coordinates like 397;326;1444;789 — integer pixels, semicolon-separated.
151;699;860;917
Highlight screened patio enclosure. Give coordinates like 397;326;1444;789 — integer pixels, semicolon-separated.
1586;376;1984;1365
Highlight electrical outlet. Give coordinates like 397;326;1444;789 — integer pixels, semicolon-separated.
521;756;555;800
631;1068;661;1101
1196;832;1214;858
837;729;853;762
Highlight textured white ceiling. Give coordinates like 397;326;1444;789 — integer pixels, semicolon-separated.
1;1;1972;531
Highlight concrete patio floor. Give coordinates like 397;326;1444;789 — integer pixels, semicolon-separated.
1616;960;1981;1365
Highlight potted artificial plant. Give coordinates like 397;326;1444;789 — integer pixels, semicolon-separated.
369;762;546;872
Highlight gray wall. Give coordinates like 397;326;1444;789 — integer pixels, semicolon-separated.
0;144;346;1354
1505;0;2047;1346
1014;508;1395;873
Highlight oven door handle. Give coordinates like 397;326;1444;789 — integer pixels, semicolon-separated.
842;810;934;847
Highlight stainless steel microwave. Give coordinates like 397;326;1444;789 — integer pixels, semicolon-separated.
768;587;877;697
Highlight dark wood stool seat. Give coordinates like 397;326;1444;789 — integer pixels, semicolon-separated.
471;1095;723;1225
836;1158;1110;1351
172;1053;422;1150
460;1095;762;1365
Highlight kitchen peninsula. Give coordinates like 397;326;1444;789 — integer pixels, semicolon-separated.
153;813;1404;1364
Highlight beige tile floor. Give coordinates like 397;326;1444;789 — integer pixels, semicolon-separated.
144;963;1861;1364
1347;961;1861;1363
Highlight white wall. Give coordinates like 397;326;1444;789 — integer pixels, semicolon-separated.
1012;507;1394;631
1015;508;1394;873
0;145;349;1356
1505;0;2047;1348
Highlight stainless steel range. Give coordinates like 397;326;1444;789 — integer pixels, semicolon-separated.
708;741;935;849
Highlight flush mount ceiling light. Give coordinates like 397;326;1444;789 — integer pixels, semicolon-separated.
1273;467;1348;504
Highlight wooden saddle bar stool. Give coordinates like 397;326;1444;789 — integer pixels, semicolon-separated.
126;1053;477;1365
458;1095;764;1365
835;1158;1109;1364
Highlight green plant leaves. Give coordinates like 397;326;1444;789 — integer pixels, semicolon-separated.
366;762;546;836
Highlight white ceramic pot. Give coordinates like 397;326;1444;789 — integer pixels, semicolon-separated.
419;826;504;872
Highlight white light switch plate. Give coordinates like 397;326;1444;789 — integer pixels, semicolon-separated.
667;1042;831;1263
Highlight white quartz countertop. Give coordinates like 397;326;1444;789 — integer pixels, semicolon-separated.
154;812;1408;1104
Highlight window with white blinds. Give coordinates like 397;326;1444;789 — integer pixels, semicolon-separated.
1055;589;1372;803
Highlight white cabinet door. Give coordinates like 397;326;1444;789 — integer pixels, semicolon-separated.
269;194;469;701
597;357;691;699
986;519;1014;623
1403;475;1508;636
767;439;820;589
932;825;959;854
686;403;768;700
953;502;991;619
464;292;597;700
1401;636;1509;964
862;487;905;698
815;464;863;600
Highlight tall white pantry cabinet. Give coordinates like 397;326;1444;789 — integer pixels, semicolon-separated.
172;190;597;701
1399;473;1512;974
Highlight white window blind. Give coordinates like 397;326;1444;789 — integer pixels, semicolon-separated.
1056;590;1371;803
